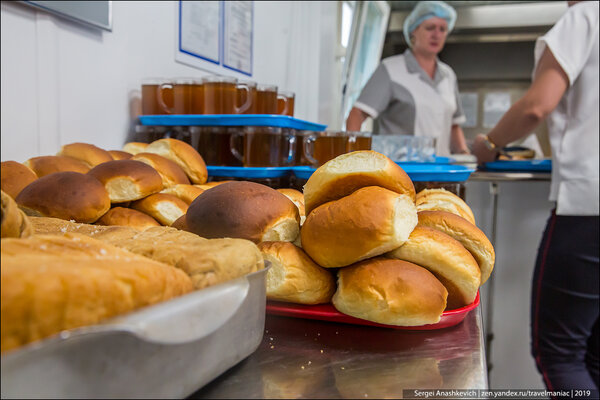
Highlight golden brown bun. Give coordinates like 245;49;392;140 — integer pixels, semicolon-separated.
122;142;148;155
87;159;164;203
276;188;305;217
301;186;417;268
418;211;495;284
387;226;481;309
303;150;415;215
145;138;208;184
132;152;191;187
131;193;188;226
258;241;335;305
196;180;234;190
1;233;193;353
1;161;38;200
57;142;113;168
160;184;204;204
108;150;133;160
416;188;475;225
1;190;33;238
171;214;188;230
16;172;110;223
186;181;300;243
332;258;448;326
96;206;161;230
29;217;265;291
23;155;91;177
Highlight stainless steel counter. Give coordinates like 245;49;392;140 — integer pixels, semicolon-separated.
191;306;487;399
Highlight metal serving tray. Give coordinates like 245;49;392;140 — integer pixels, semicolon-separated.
1;267;268;399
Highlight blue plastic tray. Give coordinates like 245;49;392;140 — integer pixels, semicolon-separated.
207;165;292;178
483;159;552;172
292;164;474;182
139;114;326;131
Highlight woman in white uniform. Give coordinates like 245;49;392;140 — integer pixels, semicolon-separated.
474;1;599;393
346;1;470;157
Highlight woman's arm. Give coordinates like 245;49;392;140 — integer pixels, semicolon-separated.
450;124;470;154
346;107;369;131
473;47;570;163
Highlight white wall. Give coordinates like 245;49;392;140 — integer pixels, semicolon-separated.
1;1;339;163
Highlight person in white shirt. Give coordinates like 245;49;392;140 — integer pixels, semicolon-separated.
346;1;470;157
473;1;599;393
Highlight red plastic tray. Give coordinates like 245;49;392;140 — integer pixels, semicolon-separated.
266;291;480;330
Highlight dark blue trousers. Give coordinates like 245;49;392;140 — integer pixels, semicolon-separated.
530;211;599;396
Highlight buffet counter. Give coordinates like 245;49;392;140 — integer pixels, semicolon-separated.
192;306;487;399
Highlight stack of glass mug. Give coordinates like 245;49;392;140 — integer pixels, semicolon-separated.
136;75;372;176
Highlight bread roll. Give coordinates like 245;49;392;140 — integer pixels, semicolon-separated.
23;155;91;177
258;241;335;305
122;142;148;155
108;150;133;160
57;142;113;168
1;161;38;199
132;152;191;187
301;186;417;268
276;188;305;216
160;184;204;204
416;188;475;225
29;217;265;291
87;159;164;203
1;233;193;353
186;181;300;243
1;190;32;238
387;226;481;309
418;211;495;284
96;206;161;230
16;171;110;223
144;138;208;184
332;258;448;326
131;193;188;226
171;214;188;230
303;150;415;215
196;180;234;190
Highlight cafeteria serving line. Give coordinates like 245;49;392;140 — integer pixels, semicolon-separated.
1;1;598;399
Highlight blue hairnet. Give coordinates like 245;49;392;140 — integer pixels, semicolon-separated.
403;1;457;46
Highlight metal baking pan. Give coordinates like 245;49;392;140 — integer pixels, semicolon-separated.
1;266;269;399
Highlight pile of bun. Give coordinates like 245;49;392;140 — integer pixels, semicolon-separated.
0;139;266;353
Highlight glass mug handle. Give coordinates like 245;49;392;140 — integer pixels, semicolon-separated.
157;83;174;114
303;133;318;166
281;131;296;166
277;94;288;116
235;84;251;114
229;130;245;163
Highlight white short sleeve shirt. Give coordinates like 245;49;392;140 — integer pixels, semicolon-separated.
534;1;599;215
354;50;466;157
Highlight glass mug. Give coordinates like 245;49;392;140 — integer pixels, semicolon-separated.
238;80;257;114
303;131;356;167
189;126;242;166
202;75;251;114
347;131;373;151
230;127;296;167
277;91;295;116
141;78;173;115
256;84;290;115
157;78;196;115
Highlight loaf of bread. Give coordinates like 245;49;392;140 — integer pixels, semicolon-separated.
57;142;113;168
132;152;191;187
418;211;495;284
1;190;32;238
301;186;417;268
108;150;133;160
1;161;38;200
160;184;204;204
16;171;110;223
186;181;300;243
87;159;164;203
1;232;194;353
29;217;265;291
416;189;476;225
144;138;208;184
332;258;448;326
122;142;148;155
96;206;161;230
258;241;335;305
24;155;91;177
303;150;416;215
131;193;188;226
387;226;481;309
